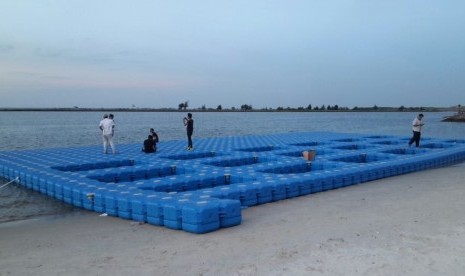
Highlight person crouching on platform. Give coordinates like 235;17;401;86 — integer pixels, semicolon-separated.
142;135;156;153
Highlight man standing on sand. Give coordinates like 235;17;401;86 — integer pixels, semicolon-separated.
99;114;116;154
408;113;424;147
183;113;194;150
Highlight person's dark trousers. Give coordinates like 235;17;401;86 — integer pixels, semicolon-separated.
187;131;193;149
408;131;421;147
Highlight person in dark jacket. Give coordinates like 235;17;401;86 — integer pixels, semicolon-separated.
142;135;156;153
150;128;159;144
183;113;194;150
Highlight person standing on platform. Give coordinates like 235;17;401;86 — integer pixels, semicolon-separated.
408;113;424;147
109;114;115;136
99;114;116;154
183;113;194;150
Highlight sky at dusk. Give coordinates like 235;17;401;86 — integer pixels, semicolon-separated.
1;1;464;109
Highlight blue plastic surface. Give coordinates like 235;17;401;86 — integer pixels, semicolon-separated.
1;131;465;234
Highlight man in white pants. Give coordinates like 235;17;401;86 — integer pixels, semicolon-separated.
99;114;116;154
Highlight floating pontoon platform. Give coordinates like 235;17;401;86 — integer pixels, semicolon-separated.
1;132;465;233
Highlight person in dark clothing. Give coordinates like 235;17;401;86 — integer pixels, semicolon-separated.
142;135;156;153
183;113;194;150
150;128;159;144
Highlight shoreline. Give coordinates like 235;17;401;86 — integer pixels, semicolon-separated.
0;107;454;112
1;162;465;275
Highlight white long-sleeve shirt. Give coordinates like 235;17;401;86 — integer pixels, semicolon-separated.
99;118;115;135
412;117;423;132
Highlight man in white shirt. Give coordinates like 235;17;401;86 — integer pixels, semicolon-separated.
99;114;116;154
408;113;424;147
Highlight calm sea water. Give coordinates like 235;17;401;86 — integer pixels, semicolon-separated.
0;111;463;222
1;111;463;151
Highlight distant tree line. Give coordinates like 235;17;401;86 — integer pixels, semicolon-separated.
0;105;446;112
174;102;437;112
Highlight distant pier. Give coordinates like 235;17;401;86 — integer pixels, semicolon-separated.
442;105;465;122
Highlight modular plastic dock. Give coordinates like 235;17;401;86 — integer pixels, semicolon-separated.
1;132;465;234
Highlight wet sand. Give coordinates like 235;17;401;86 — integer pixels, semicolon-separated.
1;162;465;276
0;181;74;223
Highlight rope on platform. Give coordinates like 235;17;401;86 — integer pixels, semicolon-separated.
0;177;19;190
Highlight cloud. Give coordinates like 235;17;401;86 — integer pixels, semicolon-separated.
4;70;69;81
5;71;40;77
0;44;14;53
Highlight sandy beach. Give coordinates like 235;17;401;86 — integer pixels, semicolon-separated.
1;162;465;276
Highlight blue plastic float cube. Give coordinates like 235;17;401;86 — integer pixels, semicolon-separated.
218;199;242;228
182;200;220;234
